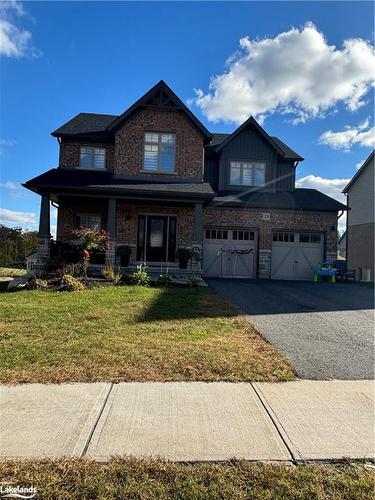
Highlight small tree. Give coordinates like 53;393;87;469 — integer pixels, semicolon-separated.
72;228;110;252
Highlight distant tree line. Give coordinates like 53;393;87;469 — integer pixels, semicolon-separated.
0;225;38;267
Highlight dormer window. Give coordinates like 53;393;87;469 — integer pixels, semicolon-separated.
230;161;265;187
79;147;106;170
143;133;176;173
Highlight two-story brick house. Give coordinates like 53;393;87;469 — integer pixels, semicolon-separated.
24;80;346;280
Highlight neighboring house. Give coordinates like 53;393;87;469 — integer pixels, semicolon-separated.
337;231;346;259
343;151;374;282
24;80;346;280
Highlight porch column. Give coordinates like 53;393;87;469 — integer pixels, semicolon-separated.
36;194;51;270
38;194;51;237
105;198;117;266
192;202;203;243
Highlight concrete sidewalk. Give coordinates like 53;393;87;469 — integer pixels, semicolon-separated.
1;381;374;462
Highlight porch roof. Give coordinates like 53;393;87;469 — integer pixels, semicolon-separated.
23;167;215;201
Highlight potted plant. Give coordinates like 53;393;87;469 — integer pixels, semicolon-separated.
176;247;192;269
116;245;132;267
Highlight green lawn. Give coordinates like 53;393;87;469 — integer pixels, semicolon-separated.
0;267;27;277
0;286;294;383
0;458;373;500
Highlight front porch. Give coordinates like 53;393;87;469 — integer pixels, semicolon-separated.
36;193;208;277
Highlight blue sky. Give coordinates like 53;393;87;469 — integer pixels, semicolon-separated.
1;1;374;234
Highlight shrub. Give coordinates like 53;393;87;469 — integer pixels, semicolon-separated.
131;264;150;286
187;275;201;288
156;274;173;287
61;274;85;291
102;265;122;284
116;245;132;267
26;278;48;290
176;247;192;269
72;227;110;253
63;262;85;278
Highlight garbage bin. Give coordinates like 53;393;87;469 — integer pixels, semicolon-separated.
360;268;372;282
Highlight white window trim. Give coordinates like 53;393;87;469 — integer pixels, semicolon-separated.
142;132;176;174
79;146;106;170
229;160;266;187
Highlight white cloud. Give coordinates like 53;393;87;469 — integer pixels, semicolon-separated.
0;138;16;155
0;138;16;146
192;22;375;124
0;180;20;190
356;159;365;170
0;180;29;199
0;1;41;58
319;119;375;151
0;207;36;227
296;175;349;231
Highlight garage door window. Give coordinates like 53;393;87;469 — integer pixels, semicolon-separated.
273;232;294;242
205;229;228;240
300;233;321;243
232;230;255;241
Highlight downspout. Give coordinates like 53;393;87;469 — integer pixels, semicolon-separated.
56;137;61;167
337;208;346;260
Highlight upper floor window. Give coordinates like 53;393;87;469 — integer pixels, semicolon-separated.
79;147;106;170
143;133;176;173
229;161;265;187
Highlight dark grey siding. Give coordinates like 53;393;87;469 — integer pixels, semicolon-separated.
217;125;277;191
274;161;295;191
204;155;219;191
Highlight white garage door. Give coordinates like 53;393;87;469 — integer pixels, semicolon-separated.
203;228;257;278
271;231;324;280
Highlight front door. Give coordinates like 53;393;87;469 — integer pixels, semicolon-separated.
137;215;176;263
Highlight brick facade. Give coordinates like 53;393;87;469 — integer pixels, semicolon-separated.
57;201;195;264
60;139;115;171
116;203;194;247
56;200;108;240
114;107;204;179
203;207;337;255
57;201;337;276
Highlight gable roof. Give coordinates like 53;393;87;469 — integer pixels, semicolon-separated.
210;116;304;161
269;136;303;161
107;80;211;141
51;80;212;142
343;150;374;193
209;130;302;161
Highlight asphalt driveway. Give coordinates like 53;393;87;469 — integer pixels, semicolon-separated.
207;279;374;380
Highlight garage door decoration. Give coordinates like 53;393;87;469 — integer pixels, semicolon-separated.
271;232;324;280
203;229;257;278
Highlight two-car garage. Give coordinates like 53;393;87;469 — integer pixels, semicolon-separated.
202;228;324;280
